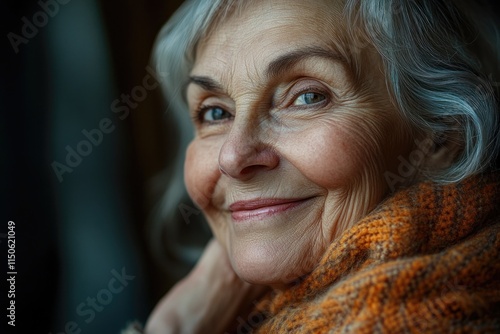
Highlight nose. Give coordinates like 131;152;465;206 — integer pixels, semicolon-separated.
218;118;279;180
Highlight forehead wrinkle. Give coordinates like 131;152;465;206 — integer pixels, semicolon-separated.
241;50;269;91
191;0;353;100
189;43;238;97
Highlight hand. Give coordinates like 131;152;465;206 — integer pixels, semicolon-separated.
145;239;268;334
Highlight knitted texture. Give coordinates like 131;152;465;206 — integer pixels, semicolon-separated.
252;173;500;333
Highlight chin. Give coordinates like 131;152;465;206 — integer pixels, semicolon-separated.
227;239;318;285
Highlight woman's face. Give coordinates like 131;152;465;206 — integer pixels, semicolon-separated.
185;0;412;284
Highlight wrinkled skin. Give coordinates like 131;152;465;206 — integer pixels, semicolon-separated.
185;0;412;285
146;0;419;332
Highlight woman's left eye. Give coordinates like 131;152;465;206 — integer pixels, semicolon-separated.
292;92;326;106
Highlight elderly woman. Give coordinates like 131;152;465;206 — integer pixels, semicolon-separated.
124;0;500;333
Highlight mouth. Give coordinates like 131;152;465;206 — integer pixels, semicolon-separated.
229;197;314;222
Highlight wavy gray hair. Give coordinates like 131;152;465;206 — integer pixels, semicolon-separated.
150;0;500;272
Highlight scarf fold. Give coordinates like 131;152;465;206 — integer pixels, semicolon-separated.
254;172;500;333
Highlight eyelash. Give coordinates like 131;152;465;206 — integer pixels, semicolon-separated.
192;104;233;125
192;85;330;125
287;86;329;108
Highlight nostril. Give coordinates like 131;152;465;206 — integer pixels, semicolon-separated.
239;164;270;176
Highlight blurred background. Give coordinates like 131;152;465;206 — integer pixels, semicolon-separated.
1;0;212;332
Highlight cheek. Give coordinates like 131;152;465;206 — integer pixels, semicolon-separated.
283;121;383;189
184;139;221;209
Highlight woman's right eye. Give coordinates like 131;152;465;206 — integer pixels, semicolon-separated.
200;106;232;123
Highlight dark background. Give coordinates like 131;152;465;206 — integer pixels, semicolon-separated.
1;0;188;332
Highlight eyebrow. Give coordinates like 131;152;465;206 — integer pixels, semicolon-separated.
265;46;346;79
188;46;346;92
188;76;224;92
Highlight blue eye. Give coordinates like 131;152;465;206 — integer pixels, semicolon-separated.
293;92;326;106
202;107;231;122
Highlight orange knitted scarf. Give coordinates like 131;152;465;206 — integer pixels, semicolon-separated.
248;173;500;333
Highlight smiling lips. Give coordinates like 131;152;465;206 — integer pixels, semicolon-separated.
229;197;312;222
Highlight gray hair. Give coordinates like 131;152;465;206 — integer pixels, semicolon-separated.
150;0;500;271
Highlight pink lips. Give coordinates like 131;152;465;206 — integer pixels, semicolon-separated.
229;198;311;222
